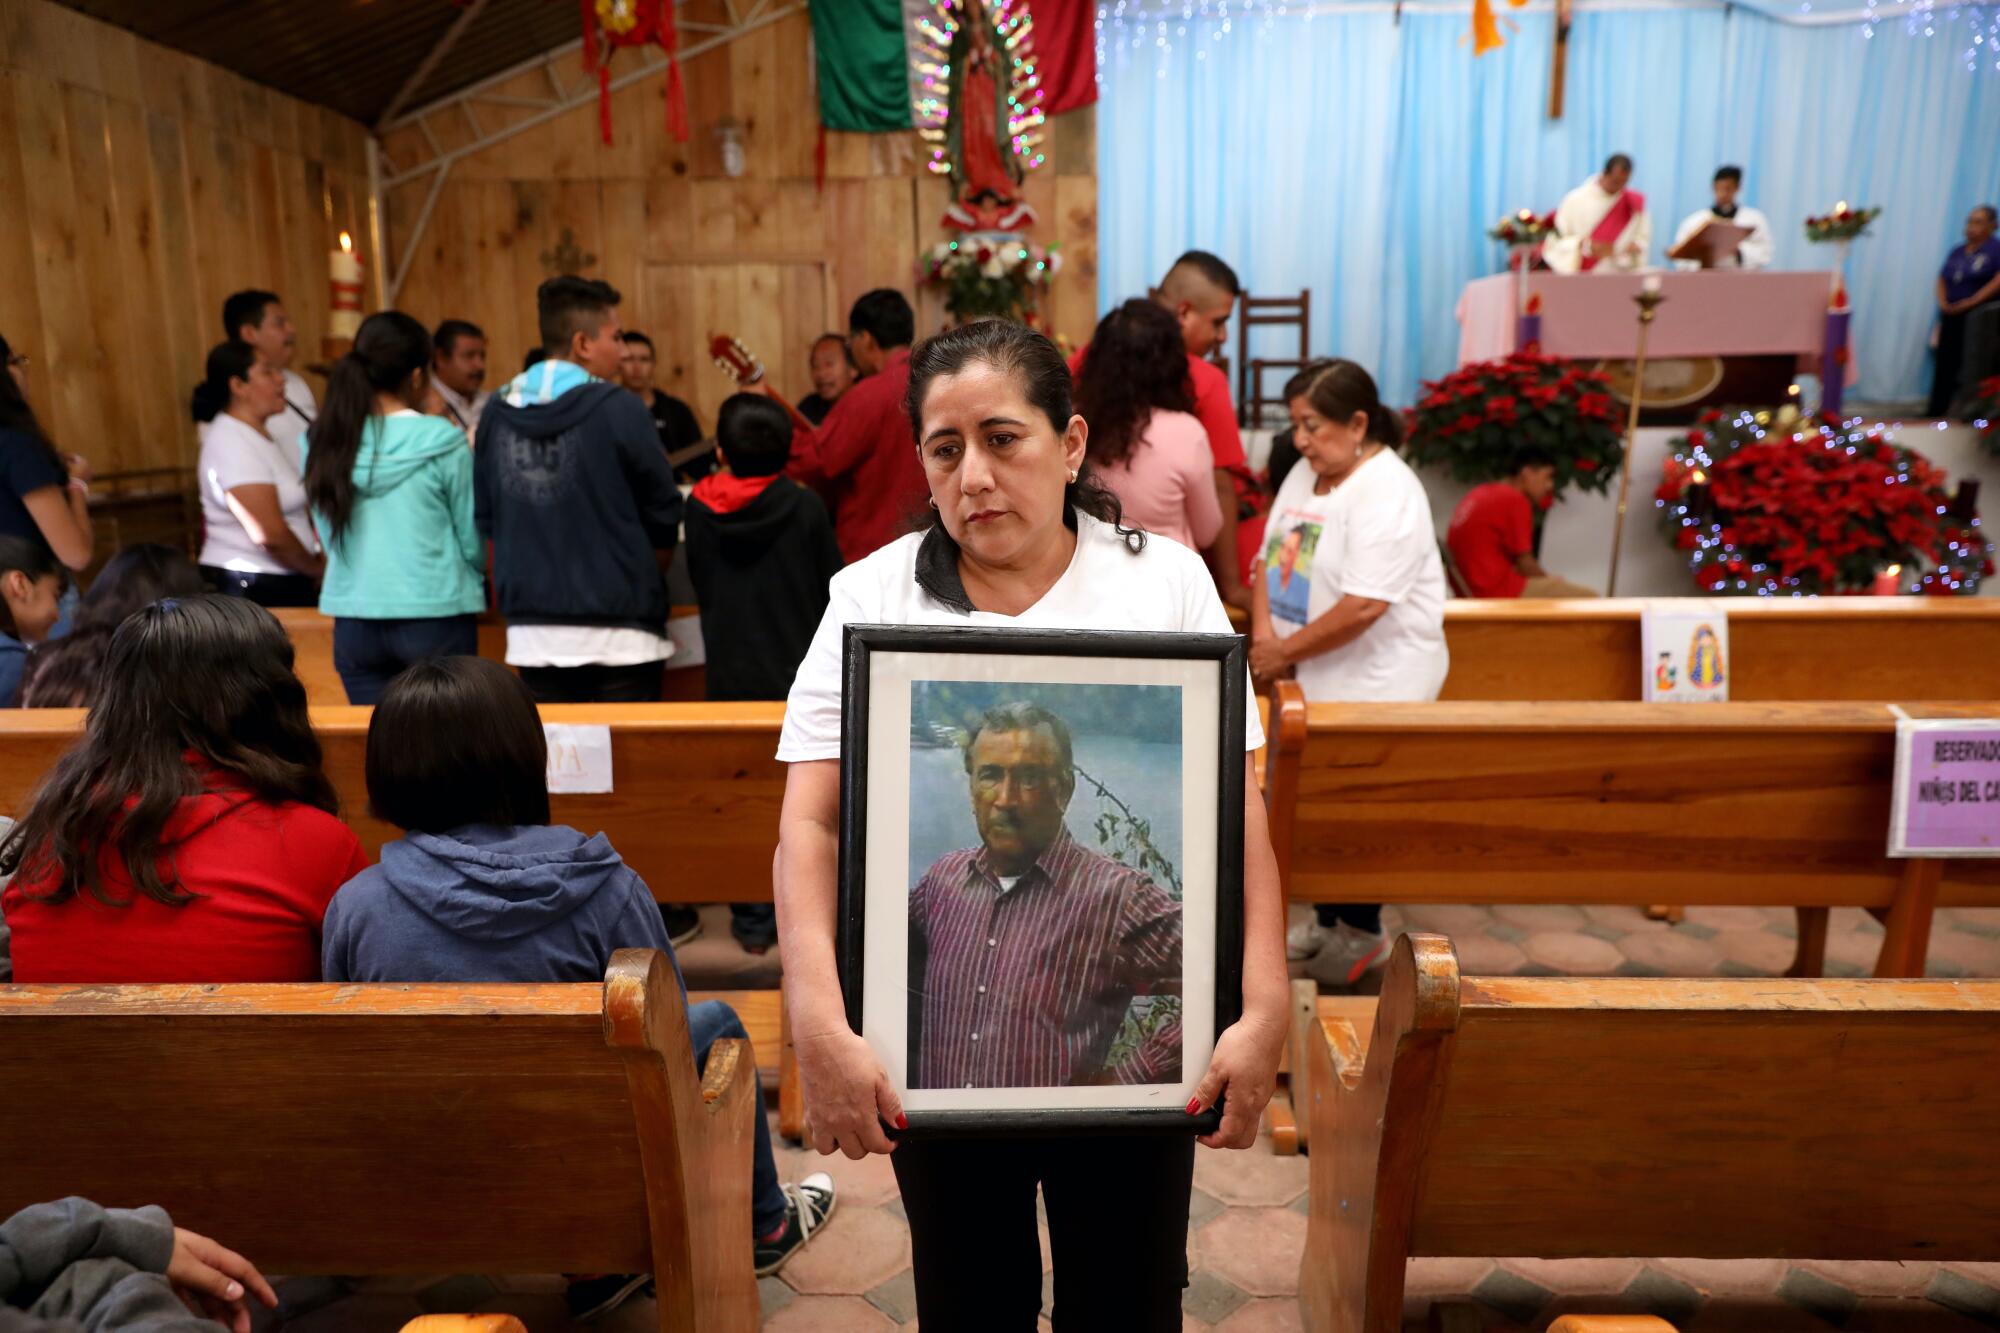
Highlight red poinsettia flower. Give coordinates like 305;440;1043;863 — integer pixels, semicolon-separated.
1574;457;1600;472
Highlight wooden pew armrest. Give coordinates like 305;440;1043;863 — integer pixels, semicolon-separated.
1548;1319;1679;1333
1320;1015;1366;1091
400;1319;530;1333
699;1036;756;1114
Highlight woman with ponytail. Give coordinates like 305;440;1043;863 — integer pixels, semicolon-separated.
193;340;324;605
1249;358;1448;989
302;311;483;704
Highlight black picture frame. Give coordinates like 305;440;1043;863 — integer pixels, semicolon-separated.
837;624;1248;1137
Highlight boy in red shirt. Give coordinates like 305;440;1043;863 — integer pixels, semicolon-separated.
1445;447;1596;598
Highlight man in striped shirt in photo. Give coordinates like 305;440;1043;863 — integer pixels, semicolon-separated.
909;701;1184;1090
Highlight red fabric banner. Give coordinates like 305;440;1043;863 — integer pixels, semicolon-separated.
1029;0;1098;115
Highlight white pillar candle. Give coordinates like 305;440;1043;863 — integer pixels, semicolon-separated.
329;232;363;340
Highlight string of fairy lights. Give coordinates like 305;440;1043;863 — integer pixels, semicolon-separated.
1093;0;2000;73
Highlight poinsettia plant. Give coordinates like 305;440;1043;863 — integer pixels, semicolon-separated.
1405;352;1624;496
1971;375;2000;454
1656;408;1993;596
921;237;1061;323
1804;205;1881;243
1488;210;1556;246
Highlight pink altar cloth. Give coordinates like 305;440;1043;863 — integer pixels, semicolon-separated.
1456;270;1839;365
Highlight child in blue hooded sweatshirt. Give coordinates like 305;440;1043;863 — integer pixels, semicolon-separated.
301;311;485;705
319;657;833;1321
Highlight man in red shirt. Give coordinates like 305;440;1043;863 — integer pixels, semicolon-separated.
786;290;928;564
1445;447;1595;598
1070;250;1252;606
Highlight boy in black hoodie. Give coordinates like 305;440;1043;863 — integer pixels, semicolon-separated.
686;393;841;950
474;276;683;704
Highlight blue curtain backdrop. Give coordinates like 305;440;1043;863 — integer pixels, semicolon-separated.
1096;4;2000;406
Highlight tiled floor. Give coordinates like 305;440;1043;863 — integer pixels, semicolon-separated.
269;904;2000;1332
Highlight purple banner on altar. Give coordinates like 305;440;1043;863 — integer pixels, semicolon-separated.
1822;308;1852;417
1891;720;2000;857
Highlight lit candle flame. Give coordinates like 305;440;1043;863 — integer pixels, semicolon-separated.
1691;469;1707;484
1885;564;1901;577
1786;383;1801;398
1834;200;1848;214
338;231;353;253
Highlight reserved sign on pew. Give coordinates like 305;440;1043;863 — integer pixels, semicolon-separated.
1891;718;2000;856
546;723;614;793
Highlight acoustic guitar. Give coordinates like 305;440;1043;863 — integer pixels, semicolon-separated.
708;333;819;436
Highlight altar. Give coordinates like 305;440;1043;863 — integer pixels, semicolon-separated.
1456;270;1850;417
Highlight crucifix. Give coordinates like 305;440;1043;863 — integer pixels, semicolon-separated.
1548;0;1573;119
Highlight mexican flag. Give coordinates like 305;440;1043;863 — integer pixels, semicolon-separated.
810;0;1098;133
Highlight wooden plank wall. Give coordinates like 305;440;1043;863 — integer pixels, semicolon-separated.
0;0;377;477
380;4;1100;430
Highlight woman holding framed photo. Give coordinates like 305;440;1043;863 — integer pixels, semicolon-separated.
1248;358;1448;988
774;320;1288;1331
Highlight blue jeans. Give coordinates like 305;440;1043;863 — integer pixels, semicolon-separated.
332;615;480;705
687;999;787;1236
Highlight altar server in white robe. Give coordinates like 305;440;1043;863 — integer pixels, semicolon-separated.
1670;166;1775;271
1544;154;1651;275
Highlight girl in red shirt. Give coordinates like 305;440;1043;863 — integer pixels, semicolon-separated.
0;595;367;982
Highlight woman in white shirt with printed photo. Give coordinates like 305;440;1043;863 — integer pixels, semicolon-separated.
1249;358;1447;987
774;320;1287;1332
190;341;324;606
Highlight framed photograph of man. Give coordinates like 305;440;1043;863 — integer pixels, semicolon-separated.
837;625;1247;1134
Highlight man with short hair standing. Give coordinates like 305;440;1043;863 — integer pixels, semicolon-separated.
1545;154;1650;274
430;319;490;443
619;330;711;481
783;289;928;564
909;701;1184;1090
220;289;314;462
475;276;683;704
1670;166;1774;270
797;332;858;426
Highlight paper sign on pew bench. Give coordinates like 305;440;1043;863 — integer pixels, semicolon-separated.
1890;717;2000;857
545;724;614;794
1641;602;1730;703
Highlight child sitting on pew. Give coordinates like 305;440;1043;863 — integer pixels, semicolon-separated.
684;392;842;953
318;656;834;1321
0;536;67;707
0;596;367;983
20;543;206;708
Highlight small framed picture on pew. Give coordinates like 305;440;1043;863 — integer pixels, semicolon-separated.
837;625;1247;1135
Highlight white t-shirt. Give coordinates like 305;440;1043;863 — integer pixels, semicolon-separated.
196;412;321;574
505;625;676;669
778;510;1264;762
1258;448;1448;702
267;369;316;462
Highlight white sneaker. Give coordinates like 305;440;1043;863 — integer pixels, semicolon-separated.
1286;919;1333;961
1303;923;1391;987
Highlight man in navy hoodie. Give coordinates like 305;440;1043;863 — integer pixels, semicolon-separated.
474;276;683;704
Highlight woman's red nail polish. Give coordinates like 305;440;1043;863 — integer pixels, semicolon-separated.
1185;1097;1202;1115
895;1113;909;1130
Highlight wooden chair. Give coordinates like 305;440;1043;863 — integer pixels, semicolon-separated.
1235;289;1311;427
0;950;760;1333
1302;933;2000;1333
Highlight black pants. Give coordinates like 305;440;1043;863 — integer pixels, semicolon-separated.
518;660;665;703
201;566;318;608
1930;311;1969;418
1315;903;1383;932
332;615;480;705
891;1134;1195;1331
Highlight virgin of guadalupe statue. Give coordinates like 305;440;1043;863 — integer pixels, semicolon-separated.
924;0;1040;232
1688;624;1726;689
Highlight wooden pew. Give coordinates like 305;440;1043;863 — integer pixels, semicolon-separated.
1439;597;2000;701
0;950;761;1333
1301;934;2000;1333
1263;686;2000;979
268;608;703;706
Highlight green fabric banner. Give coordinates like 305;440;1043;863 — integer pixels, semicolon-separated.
810;0;913;132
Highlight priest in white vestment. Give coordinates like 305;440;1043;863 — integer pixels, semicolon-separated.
1543;154;1650;275
1670;165;1775;271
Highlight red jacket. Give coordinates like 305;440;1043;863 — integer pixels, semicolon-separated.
3;776;369;983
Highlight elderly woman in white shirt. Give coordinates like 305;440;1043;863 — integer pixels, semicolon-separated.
190;341;324;606
1250;358;1448;989
774;320;1286;1331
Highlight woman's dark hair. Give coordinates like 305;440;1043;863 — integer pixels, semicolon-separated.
0;534;64;639
0;595;335;907
76;543;206;633
304;311;433;544
20;630;104;708
1282;358;1404;447
0;332;67;479
190;340;258;425
1073;299;1197;468
366;656;550;833
904;320;1145;553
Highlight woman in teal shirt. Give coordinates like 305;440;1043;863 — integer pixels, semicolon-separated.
303;311;485;703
